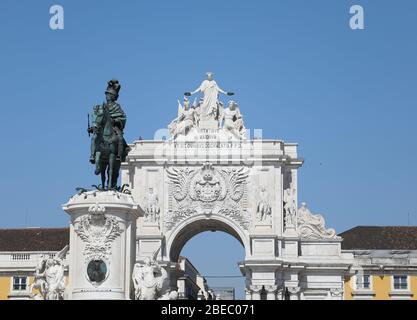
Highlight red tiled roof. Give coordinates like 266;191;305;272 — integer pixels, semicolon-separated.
1;226;416;252
0;228;69;252
339;226;417;250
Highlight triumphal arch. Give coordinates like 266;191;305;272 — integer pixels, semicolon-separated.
117;74;353;300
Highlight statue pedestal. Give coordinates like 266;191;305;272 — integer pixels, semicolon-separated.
62;190;140;300
199;119;219;129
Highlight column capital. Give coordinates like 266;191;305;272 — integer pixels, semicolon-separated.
330;288;343;297
249;285;263;293
287;286;300;295
264;285;278;293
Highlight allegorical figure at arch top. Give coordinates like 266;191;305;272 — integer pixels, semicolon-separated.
168;96;199;139
221;100;246;139
184;72;234;121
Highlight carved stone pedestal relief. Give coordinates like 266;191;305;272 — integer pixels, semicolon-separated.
63;190;140;300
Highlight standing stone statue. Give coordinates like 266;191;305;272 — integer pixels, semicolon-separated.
145;187;160;223
185;72;234;121
88;79;129;189
283;185;296;228
256;186;272;224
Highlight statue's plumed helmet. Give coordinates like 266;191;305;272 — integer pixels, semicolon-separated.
105;79;121;96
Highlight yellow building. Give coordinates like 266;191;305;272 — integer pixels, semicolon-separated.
341;226;417;300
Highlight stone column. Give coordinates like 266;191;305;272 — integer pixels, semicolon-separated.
245;287;252;300
276;287;284;300
265;285;278;300
250;285;263;300
62;190;140;300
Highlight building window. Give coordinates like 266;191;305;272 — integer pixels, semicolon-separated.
356;274;371;289
357;275;371;289
12;276;27;291
393;275;408;290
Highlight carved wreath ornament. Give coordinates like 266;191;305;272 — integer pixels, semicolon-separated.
75;203;122;263
165;163;250;230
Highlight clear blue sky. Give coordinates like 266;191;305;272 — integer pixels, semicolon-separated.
1;0;416;299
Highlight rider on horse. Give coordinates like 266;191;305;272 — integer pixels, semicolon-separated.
89;79;127;164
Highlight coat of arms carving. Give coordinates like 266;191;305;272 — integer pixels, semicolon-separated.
75;203;123;263
165;162;250;230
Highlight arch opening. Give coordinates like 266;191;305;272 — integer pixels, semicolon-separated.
176;230;246;299
169;218;245;262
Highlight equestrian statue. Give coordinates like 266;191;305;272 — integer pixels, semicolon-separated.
88;79;129;189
